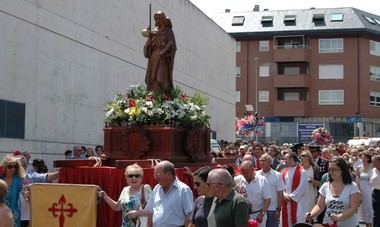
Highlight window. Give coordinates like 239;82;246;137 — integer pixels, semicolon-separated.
261;16;273;27
319;38;344;53
259;65;270;77
313;14;326;26
370;40;380;56
236;41;241;53
370;66;380;81
319;90;344;105
374;18;380;26
0;99;25;139
370;91;380;107
259;91;269;102
236;66;241;77
232;16;245;26
284;15;296;26
330;13;344;22
284;67;301;75
236;91;240;102
259;40;269;52
319;64;344;79
363;15;376;25
284;92;300;101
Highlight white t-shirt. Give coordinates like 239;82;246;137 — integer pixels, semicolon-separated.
257;169;285;211
319;182;359;227
234;173;271;212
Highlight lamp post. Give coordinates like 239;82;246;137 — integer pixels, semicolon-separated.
254;57;259;142
254;57;259;114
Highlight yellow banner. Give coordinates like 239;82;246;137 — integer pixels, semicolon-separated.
30;183;97;227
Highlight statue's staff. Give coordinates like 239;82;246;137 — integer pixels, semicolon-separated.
142;3;152;38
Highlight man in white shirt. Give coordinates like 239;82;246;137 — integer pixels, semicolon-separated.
257;154;284;227
234;160;271;227
370;155;380;227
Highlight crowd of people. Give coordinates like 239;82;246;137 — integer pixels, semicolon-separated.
2;140;380;227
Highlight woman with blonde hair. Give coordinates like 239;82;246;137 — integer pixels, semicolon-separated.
300;150;320;220
99;163;152;227
0;154;25;227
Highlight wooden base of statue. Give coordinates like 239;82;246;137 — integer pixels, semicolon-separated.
103;125;212;165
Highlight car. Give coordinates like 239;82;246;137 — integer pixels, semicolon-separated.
210;139;221;154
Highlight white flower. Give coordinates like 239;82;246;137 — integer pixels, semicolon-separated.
124;108;130;114
106;108;115;117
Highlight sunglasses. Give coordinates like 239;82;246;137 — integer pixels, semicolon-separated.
7;165;17;169
127;174;141;178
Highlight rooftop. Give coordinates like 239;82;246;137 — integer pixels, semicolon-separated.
211;7;380;38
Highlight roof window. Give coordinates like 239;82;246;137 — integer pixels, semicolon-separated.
374;18;380;26
363;15;376;25
330;13;344;22
232;16;245;26
261;16;273;27
313;14;326;26
284;15;296;26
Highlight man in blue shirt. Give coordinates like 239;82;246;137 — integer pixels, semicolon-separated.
146;160;193;227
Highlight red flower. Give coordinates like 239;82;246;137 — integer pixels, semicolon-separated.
128;99;136;107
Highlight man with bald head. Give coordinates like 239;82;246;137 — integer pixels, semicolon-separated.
234;161;271;227
146;160;193;227
207;168;249;227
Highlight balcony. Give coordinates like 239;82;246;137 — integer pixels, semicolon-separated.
273;74;310;88
273;100;310;116
273;46;311;62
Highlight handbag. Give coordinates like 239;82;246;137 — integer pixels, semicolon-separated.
136;184;148;227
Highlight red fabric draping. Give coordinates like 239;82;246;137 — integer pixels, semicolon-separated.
59;166;194;227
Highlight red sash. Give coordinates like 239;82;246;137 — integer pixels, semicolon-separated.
281;165;302;227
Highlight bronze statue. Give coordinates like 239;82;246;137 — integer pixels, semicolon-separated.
143;11;176;96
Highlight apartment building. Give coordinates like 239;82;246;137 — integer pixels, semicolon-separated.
214;7;380;143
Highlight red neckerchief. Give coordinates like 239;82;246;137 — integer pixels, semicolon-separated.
281;165;302;227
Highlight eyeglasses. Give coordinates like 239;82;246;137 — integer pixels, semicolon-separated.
127;174;141;178
6;165;17;169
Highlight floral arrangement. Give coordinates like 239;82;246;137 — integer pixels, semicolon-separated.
104;85;210;128
311;127;333;145
236;112;265;137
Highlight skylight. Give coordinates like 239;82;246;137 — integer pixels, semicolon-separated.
232;16;245;26
374;18;380;26
261;16;273;27
363;15;376;24
313;14;326;26
284;15;296;26
330;13;344;22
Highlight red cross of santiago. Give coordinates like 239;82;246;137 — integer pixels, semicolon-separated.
48;194;78;227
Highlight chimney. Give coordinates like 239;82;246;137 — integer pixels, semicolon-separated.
225;9;230;13
310;7;316;9
263;9;269;11
253;5;260;12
